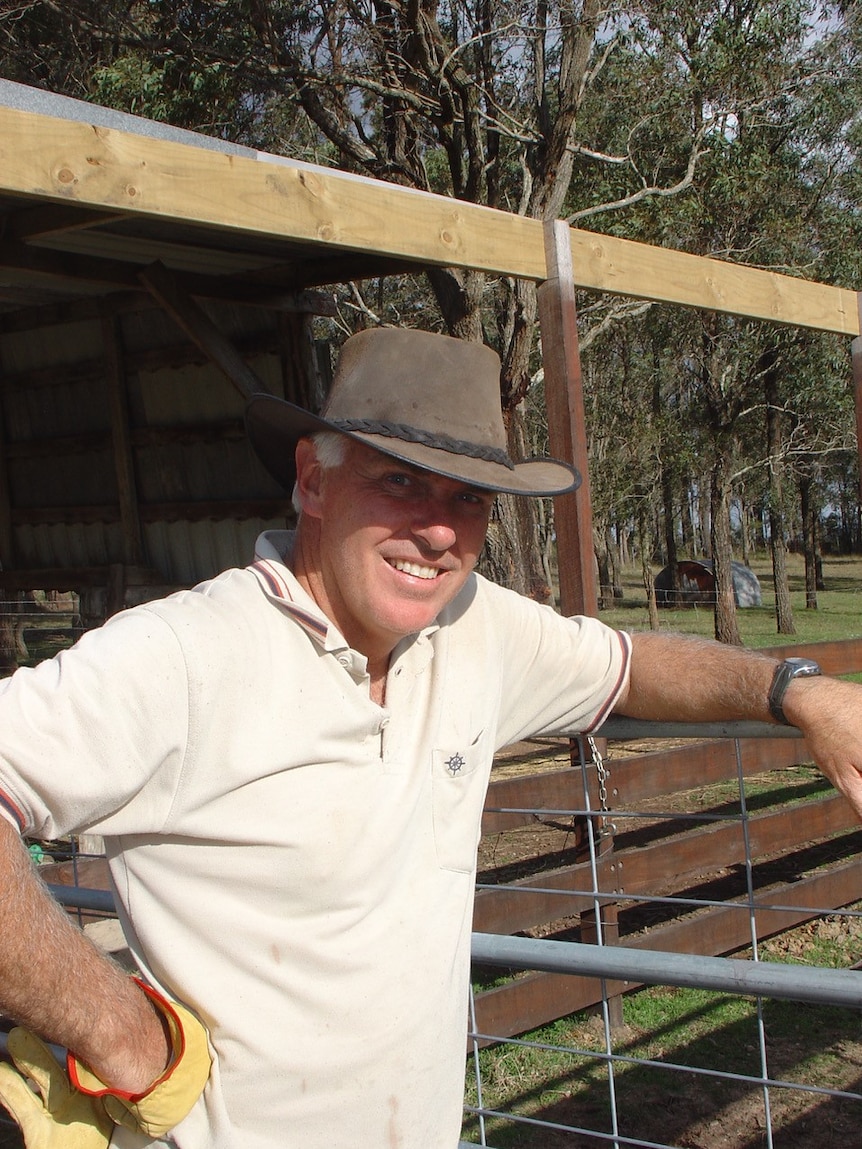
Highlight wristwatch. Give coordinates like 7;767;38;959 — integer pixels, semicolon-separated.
768;656;821;725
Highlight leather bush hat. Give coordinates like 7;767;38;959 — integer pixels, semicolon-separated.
245;328;580;496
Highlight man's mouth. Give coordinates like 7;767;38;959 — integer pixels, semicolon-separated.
389;559;441;581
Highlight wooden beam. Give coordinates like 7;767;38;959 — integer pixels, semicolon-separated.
0;103;547;280
0;103;856;332
0;239;139;289
0;285;334;336
566;227;860;335
101;312;144;565
139;261;272;400
0;238;337;317
3;202;124;240
10;498;293;525
538;219;598;617
474;793;854;935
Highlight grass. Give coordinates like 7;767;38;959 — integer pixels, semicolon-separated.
596;552;862;648
464;948;862;1147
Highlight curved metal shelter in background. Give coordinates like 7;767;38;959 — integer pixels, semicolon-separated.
655;559;763;608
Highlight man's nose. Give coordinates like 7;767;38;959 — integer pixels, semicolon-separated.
411;501;458;550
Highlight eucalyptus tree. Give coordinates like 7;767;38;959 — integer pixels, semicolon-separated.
0;0;717;596
569;0;862;640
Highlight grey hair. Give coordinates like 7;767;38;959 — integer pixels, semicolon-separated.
291;431;348;515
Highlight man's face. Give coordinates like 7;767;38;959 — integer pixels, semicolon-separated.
294;438;495;665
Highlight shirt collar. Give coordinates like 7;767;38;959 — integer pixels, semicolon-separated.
249;529;440;663
249;530;341;651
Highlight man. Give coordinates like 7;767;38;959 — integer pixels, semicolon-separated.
0;328;860;1149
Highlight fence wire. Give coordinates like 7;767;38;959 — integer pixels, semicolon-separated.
462;721;862;1149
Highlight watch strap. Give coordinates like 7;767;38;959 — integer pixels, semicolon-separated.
768;658;821;725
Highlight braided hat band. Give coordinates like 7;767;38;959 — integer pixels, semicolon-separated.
245;329;579;497
329;417;516;471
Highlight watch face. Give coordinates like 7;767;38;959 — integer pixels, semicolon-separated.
785;657;821;675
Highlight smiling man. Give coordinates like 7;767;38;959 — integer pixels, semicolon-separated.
0;328;861;1149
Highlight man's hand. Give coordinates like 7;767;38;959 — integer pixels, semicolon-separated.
0;1028;112;1149
781;674;862;823
69;983;212;1138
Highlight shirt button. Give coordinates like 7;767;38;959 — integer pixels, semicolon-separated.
337;654;350;668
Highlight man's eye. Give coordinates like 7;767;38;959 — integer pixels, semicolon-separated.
458;491;491;508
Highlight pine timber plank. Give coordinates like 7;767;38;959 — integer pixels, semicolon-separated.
0;104;547;280
566;228;860;334
0;104;857;334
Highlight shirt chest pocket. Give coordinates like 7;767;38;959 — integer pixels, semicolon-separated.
431;741;491;873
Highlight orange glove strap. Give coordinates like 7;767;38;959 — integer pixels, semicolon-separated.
66;979;183;1102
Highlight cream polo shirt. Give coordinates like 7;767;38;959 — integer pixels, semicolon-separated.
0;531;630;1149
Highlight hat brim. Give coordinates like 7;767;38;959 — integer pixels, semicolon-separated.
245;393;580;497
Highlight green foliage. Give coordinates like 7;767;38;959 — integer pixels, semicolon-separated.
2;0;862;605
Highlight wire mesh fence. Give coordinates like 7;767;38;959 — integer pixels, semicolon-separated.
461;720;862;1149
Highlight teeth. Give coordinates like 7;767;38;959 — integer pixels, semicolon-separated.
391;560;439;580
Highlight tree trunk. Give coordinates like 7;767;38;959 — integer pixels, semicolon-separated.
699;470;712;557
480;494;549;599
637;502;660;631
769;510;795;633
710;455;742;645
594;524;618;611
764;357;795;634
680;483;696;555
800;471;818;609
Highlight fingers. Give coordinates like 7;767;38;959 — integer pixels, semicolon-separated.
0;1058;45;1132
3;1028;69;1110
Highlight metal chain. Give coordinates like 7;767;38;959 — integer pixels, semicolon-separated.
586;734;616;839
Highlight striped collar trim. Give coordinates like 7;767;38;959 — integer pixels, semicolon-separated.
248;559;329;641
0;787;26;833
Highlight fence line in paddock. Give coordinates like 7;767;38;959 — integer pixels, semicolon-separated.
462;716;862;1148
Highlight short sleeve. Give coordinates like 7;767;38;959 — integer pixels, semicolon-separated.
479;583;631;748
0;606;190;840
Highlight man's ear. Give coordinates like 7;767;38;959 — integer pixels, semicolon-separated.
294;438;325;518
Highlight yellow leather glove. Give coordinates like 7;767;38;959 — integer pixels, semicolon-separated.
68;980;211;1138
0;1027;113;1149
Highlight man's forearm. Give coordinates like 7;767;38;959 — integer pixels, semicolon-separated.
617;630;862;823
0;818;169;1093
617;632;778;723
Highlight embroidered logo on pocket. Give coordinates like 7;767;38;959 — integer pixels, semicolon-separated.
431;745;489;873
445;753;466;776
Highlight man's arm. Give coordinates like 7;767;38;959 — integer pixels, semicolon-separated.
615;631;862;821
0;817;170;1092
